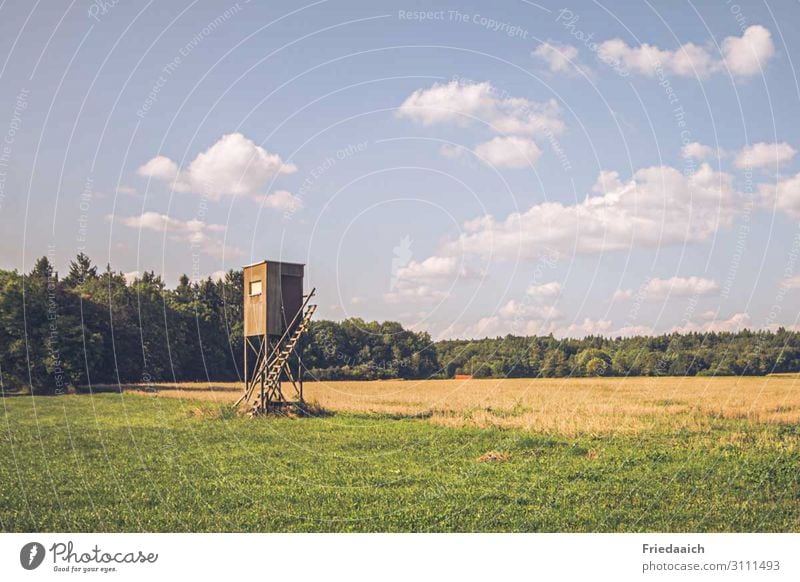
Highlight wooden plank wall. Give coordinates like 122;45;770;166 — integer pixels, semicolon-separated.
243;262;267;337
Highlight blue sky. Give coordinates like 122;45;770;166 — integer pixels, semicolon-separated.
1;0;799;339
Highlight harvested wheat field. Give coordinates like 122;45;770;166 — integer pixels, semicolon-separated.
119;375;800;436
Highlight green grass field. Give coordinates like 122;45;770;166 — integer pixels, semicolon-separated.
2;392;799;532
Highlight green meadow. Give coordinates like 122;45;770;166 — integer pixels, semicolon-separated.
1;393;799;532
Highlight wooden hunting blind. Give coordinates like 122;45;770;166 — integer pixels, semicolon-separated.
238;260;316;415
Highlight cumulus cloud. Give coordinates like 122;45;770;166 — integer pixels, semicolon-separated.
443;163;738;259
116;185;139;196
759;172;800;217
451;312;670;340
735;142;796;169
598;38;713;77
443;310;559;340
612;288;633;301
119;211;223;235
722;25;775;77
138;133;297;202
474;136;542;168
682;142;715;160
532;41;584;75
394;256;467;280
137;155;178;180
114;211;240;258
783;275;800;289
597;25;774;79
556;318;613;338
526;281;562;299
398;80;564;135
398;80;563;167
498;299;560;320
384;256;475;305
443;315;505;339
614;276;718;301
434;279;563;338
610;325;654;337
255;190;304;211
670;312;751;334
641;276;719;300
123;271;141;283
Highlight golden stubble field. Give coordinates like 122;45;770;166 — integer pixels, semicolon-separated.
114;374;800;436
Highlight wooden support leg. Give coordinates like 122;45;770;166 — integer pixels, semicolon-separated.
298;357;303;402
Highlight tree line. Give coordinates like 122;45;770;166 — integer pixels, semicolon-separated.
1;253;798;394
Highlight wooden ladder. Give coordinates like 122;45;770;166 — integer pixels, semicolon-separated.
237;289;317;415
248;303;316;414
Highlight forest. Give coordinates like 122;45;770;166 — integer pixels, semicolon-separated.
1;253;799;394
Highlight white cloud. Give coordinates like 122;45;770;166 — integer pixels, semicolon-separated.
474;136;542;168
398;80;493;126
460;280;564;337
138;133;297;201
598;38;713;77
396;256;459;280
616;276;722;304
255;190;304;211
532;41;583;75
399;80;564;168
455;315;505;338
759;172;800;217
612;288;633;301
682;142;715;160
597;25;774;79
116;185;138;196
114;211;240;258
123;271;141;283
436;282;563;339
671;312;751;334
610;325;654;337
782;275;800;289
384;255;476;305
556;318;612;338
137;155;178;180
444;311;558;340
526;281;562;299
398;80;564;136
721;25;775;77
498;299;560;320
642;276;719;300
120;211;224;235
735;142;796;169
443;163;738;259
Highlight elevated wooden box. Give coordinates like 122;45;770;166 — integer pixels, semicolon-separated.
243;260;304;338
